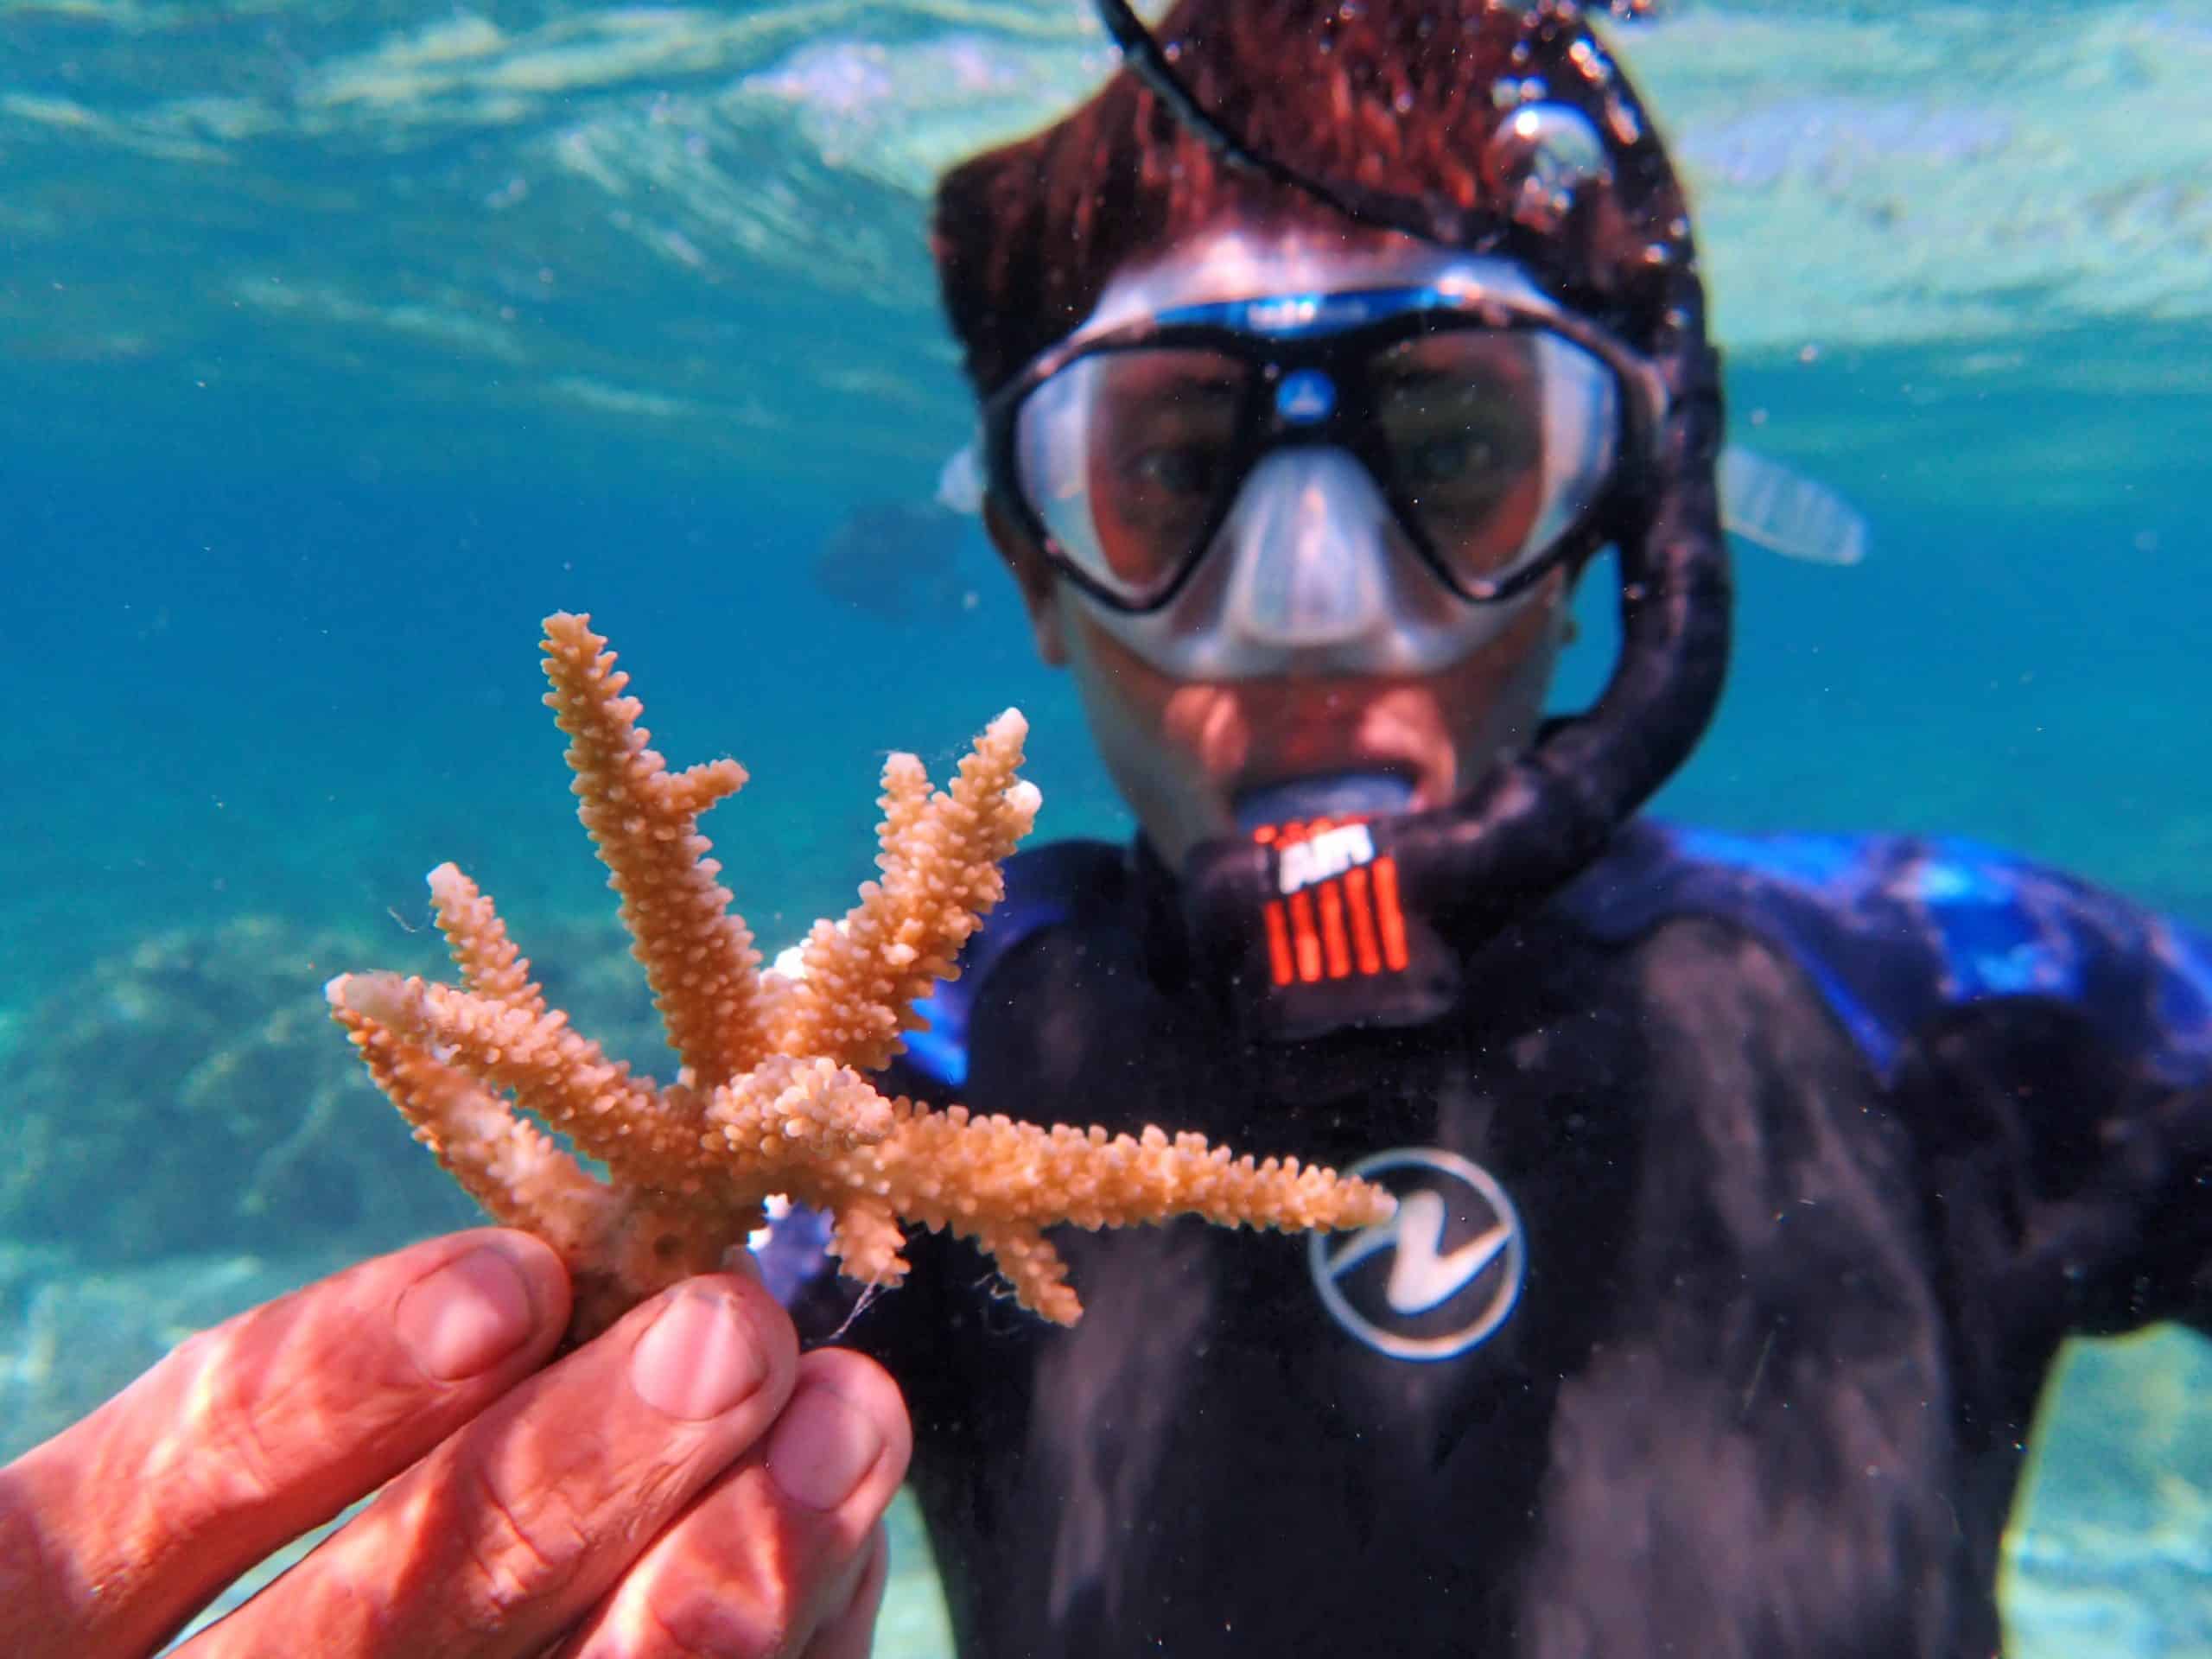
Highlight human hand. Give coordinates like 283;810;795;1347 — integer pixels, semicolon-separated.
0;1228;912;1657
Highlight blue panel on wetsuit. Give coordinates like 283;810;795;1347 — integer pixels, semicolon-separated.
896;838;1108;1091
1557;820;2212;1086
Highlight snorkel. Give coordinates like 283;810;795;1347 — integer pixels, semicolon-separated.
943;0;1731;1041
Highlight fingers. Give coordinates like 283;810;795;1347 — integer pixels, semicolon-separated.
0;1228;570;1659
190;1268;804;1659
550;1349;912;1659
802;1523;892;1659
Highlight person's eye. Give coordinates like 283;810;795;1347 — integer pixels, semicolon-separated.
1130;442;1224;499
1403;433;1497;487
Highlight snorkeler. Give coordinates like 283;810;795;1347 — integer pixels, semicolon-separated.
771;0;2212;1651
8;0;2209;1654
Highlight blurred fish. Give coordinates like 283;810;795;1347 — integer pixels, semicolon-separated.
813;499;971;619
1719;444;1870;567
930;437;1870;569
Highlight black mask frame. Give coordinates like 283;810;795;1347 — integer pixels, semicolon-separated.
982;280;1668;614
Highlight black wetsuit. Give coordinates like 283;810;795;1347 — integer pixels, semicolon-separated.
769;818;2212;1657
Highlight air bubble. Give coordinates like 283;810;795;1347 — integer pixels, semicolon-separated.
1484;101;1611;233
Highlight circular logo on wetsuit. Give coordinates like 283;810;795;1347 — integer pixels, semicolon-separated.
1306;1147;1526;1362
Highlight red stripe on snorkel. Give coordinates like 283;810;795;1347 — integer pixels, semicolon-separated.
1288;888;1324;982
1262;898;1295;986
1344;863;1382;975
1318;878;1351;979
1372;854;1409;971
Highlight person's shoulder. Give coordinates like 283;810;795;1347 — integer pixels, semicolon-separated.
1555;820;2212;1081
1563;819;2143;942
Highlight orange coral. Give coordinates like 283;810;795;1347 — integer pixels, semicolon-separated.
329;613;1393;1337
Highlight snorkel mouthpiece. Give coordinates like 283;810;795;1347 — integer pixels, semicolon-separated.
1233;772;1415;832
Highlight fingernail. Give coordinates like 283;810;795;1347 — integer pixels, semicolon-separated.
768;1385;885;1511
398;1243;541;1381
632;1288;767;1421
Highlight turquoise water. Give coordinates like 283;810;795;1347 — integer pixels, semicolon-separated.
3;0;2209;1650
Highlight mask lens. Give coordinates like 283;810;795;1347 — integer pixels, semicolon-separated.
1373;327;1619;591
1015;346;1251;606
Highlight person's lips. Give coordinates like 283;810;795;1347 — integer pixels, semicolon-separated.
1224;682;1457;811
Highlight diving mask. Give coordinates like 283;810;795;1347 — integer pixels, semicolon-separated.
982;263;1663;679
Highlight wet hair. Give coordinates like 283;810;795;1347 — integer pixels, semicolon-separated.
931;0;1700;396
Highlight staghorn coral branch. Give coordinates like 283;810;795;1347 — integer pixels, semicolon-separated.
771;709;1040;1073
540;613;765;1092
329;613;1395;1338
330;995;620;1255
328;970;709;1194
331;968;760;1336
768;1105;1394;1315
427;862;544;1015
975;1224;1077;1327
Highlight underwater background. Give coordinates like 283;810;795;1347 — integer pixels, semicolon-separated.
3;0;2209;1649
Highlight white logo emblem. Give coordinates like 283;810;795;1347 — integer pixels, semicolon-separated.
1276;823;1376;894
1307;1147;1526;1361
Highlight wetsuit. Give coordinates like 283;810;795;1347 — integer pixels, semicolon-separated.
772;818;2212;1657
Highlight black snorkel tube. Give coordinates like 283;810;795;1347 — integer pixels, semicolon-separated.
1096;0;1732;1041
